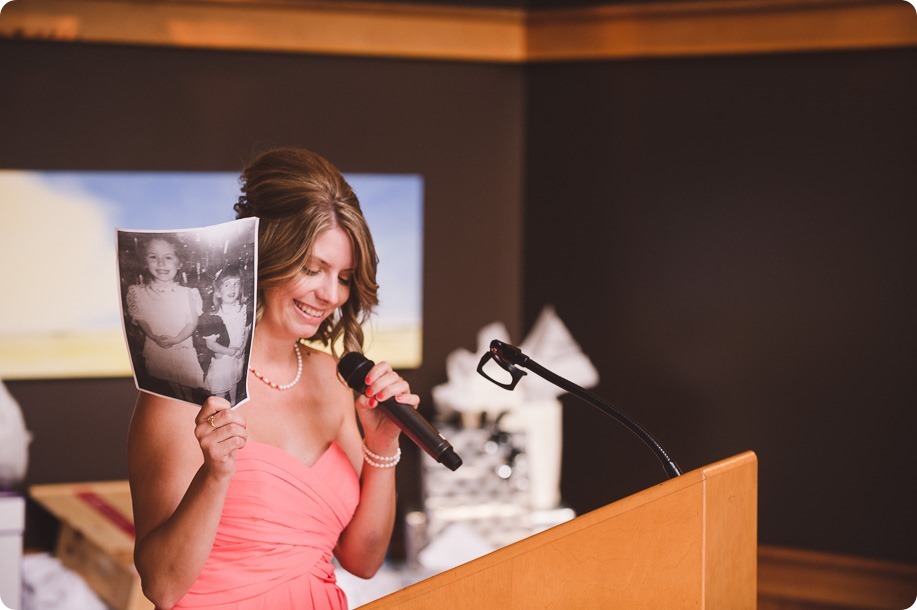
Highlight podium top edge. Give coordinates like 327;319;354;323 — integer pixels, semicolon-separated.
698;450;758;480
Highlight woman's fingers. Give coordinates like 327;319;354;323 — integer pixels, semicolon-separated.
362;362;419;409
196;397;247;476
197;396;229;428
363;363;398;399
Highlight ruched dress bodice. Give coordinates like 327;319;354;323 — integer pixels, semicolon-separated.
173;441;360;609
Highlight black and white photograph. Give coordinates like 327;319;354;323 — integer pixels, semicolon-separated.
116;218;258;408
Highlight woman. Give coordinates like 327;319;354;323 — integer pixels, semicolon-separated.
128;147;413;609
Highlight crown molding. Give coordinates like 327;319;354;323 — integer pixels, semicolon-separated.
0;0;526;61
1;0;915;61
526;0;917;60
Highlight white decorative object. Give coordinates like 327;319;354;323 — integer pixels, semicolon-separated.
416;522;497;573
21;552;109;610
0;494;25;610
505;398;564;510
432;306;598;512
0;380;31;489
519;305;599;401
432;321;523;427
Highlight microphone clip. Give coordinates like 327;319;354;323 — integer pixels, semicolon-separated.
476;340;528;390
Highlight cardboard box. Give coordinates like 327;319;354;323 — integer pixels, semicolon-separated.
30;481;152;610
0;492;25;610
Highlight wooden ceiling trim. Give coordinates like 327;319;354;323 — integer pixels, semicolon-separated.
0;0;527;61
525;0;917;61
1;0;914;61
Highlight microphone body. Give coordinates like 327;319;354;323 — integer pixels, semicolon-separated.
338;352;462;471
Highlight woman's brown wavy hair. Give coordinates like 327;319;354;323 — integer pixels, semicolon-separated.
234;147;379;357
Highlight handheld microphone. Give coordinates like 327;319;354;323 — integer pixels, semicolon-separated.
338;352;462;471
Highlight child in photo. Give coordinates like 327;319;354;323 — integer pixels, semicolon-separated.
202;266;252;405
126;235;206;402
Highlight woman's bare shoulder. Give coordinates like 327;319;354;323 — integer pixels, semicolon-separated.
302;346;352;394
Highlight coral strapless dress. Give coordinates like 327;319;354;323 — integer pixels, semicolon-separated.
173;441;360;609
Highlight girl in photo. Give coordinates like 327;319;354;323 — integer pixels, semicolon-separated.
202;266;252;405
126;235;206;402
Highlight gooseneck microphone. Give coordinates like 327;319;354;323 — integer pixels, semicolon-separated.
478;340;682;479
338;352;462;471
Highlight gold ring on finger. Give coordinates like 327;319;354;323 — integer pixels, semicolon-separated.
208;414;217;428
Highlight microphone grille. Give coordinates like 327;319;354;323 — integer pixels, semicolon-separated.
337;352;374;391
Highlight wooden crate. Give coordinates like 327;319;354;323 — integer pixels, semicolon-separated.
30;480;152;610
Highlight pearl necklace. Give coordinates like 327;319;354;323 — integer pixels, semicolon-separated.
249;343;303;390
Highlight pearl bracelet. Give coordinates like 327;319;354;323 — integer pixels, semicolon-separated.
362;442;401;468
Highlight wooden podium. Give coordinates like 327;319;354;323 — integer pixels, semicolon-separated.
360;451;757;609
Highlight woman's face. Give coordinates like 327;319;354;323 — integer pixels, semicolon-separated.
144;239;180;283
260;227;354;340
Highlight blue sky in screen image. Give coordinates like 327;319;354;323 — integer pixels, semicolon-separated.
40;171;242;229
349;174;424;327
67;171;421;327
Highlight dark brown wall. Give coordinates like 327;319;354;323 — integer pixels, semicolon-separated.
525;49;917;563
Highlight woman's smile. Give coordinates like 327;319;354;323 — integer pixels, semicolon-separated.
294;300;325;320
